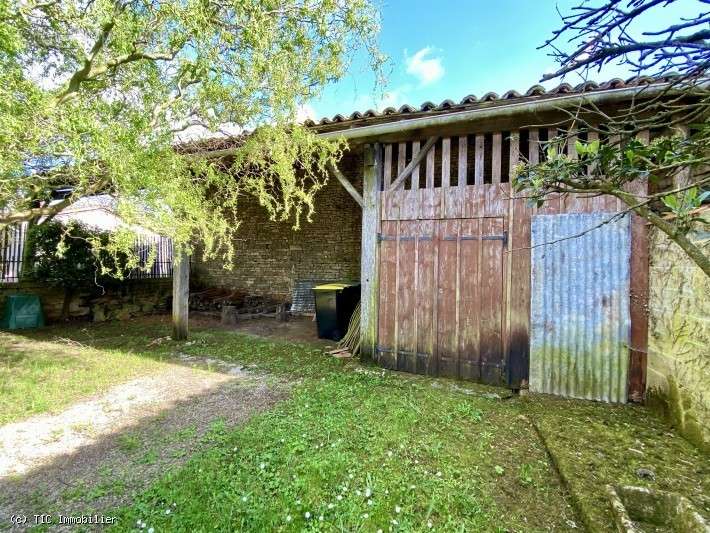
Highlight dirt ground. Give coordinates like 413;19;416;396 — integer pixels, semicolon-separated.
0;352;289;531
192;312;336;347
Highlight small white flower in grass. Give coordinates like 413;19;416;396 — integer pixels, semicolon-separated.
391;519;399;525
365;488;372;497
260;463;266;469
377;530;383;533
395;506;401;514
356;490;361;496
165;508;171;515
172;503;176;507
286;515;292;522
362;513;369;519
385;490;389;495
296;500;301;505
281;439;285;443
148;528;154;533
242;496;247;502
349;473;354;479
414;460;419;464
328;503;335;509
436;471;442;477
367;499;373;506
410;485;416;490
387;451;393;457
319;515;324;521
305;512;311;519
337;495;343;501
427;520;433;528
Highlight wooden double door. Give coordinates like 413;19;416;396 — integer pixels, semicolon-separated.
377;217;507;384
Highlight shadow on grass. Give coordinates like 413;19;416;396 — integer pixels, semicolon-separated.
0;371;288;532
5;316;707;531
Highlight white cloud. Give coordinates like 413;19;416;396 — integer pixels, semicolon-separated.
296;103;317;123
405;47;444;86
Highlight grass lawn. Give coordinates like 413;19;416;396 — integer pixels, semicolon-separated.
2;316;708;532
0;327;172;425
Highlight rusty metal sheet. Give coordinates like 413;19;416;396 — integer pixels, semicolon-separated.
530;213;631;403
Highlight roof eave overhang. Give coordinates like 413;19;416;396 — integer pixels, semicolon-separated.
196;81;700;159
317;82;680;143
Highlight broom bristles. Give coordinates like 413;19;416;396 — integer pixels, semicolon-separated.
337;300;361;357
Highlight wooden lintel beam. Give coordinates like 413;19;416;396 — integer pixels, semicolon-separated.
329;162;363;208
388;136;439;192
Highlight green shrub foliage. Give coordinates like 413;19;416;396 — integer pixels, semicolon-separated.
24;221;129;291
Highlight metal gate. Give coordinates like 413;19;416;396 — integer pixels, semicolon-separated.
376;217;507;385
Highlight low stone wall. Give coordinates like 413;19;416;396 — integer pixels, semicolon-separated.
0;279;172;324
647;228;710;451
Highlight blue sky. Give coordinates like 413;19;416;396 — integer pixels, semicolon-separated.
303;0;701;122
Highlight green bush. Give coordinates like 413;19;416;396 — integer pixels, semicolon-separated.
23;221;130;318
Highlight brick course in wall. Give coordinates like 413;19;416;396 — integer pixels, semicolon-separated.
192;151;363;301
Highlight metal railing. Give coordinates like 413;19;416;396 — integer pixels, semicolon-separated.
129;234;174;279
0;224;27;284
0;225;173;283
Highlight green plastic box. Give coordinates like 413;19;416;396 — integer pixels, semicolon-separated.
0;294;45;330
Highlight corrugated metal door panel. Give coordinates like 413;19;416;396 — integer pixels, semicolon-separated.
530;213;631;403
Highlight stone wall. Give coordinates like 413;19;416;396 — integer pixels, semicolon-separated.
647;228;710;451
0;279;171;324
192;151;363;301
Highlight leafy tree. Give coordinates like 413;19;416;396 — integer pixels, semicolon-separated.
515;0;710;277
23;221;130;319
0;0;383;266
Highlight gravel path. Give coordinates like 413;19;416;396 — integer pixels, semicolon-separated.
0;354;288;531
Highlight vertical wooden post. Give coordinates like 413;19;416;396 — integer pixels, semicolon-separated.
628;129;651;402
360;143;383;360
172;250;190;340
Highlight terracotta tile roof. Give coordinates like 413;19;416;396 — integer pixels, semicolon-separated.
179;76;673;153
304;76;667;131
